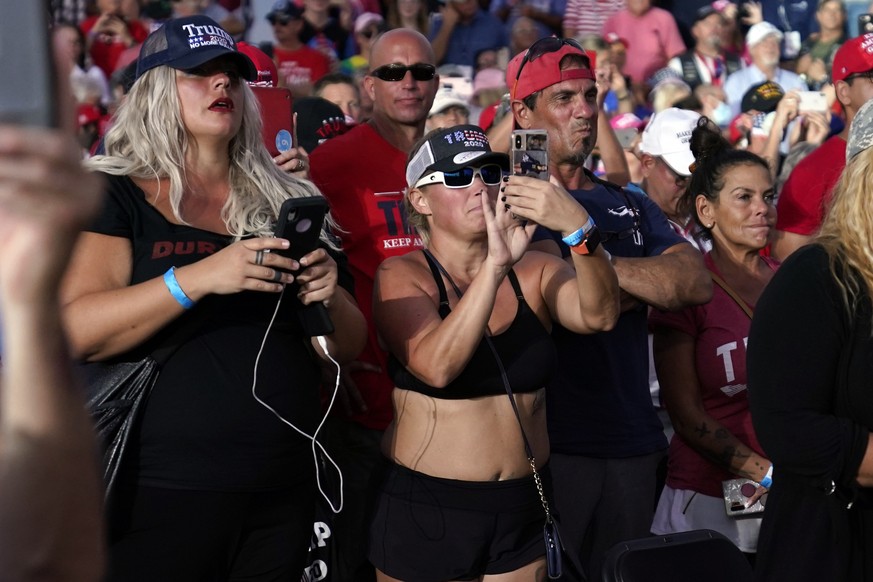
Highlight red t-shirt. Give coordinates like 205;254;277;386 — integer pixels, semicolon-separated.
273;46;330;90
80;16;149;77
309;123;423;430
649;253;778;498
776;135;846;236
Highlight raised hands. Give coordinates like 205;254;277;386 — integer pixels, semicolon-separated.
500;174;591;237
0;125;104;307
481;187;538;271
273;113;310;178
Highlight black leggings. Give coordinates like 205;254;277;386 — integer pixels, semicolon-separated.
107;481;315;582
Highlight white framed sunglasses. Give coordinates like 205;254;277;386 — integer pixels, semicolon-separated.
414;164;505;189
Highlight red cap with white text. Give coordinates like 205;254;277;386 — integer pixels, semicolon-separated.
833;34;873;83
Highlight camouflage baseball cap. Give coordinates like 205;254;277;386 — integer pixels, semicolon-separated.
847;98;873;161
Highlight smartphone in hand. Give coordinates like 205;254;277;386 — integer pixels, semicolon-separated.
860;13;873;35
274;196;329;260
511;130;549;180
273;196;334;336
797;91;828;114
252;86;294;156
0;5;56;126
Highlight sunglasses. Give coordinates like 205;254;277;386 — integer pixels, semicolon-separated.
415;164;504;189
369;63;436;82
601;200;642;244
269;16;296;25
181;62;243;83
657;157;690;187
512;37;585;98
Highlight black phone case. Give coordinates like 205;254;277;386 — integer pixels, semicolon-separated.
274;197;334;337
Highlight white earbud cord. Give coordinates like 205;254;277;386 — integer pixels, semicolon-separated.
250;287;344;513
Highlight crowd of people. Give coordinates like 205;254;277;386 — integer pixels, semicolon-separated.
3;0;873;581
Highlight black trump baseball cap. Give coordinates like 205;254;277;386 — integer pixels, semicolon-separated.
136;15;257;81
406;125;509;188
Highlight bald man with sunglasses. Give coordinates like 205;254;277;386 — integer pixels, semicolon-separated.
505;37;711;581
308;28;439;582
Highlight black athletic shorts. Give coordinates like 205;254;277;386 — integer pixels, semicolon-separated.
368;461;547;581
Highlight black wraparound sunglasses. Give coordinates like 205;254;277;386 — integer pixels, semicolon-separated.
369;63;436;82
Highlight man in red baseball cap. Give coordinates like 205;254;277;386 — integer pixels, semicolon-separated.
772;33;873;261
505;36;711;581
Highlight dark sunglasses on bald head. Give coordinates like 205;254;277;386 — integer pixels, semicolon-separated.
369;63;436;82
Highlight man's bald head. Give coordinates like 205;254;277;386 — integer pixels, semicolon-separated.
369;29;435;70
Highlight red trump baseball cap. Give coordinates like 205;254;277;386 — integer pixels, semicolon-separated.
833;33;873;83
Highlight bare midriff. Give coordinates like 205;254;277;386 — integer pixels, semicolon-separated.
382;387;549;482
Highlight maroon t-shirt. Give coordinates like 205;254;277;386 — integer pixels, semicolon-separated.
649;253;778;497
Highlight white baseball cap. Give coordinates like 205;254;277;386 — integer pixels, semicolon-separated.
639;108;702;176
429;87;469;117
746;21;784;48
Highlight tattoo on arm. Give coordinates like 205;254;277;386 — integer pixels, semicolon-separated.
717;445;749;466
694;422;710;438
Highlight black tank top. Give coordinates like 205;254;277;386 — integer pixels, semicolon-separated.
387;251;557;399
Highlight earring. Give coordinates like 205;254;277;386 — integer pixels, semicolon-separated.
706;223;713;228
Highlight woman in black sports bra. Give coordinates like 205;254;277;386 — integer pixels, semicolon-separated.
368;125;620;581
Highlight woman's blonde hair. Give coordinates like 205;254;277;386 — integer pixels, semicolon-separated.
817;144;873;317
87;66;333;241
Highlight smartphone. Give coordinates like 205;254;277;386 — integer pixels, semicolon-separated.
274;196;334;336
615;127;638;150
511;130;549;180
0;4;56;126
722;478;767;517
860;13;873;35
252;86;294;156
797;90;827;113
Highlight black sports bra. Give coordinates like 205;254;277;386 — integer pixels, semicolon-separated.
387;251;557;399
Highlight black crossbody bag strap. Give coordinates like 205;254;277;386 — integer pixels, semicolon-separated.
421;250;563;580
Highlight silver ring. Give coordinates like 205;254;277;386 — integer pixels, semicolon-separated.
255;249;265;266
272;270;284;282
297;158;305;170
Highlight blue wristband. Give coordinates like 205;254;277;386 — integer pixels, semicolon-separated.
562;216;595;247
163;267;196;310
759;465;773;489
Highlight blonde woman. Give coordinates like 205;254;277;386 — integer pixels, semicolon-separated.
61;16;366;581
747;98;873;581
